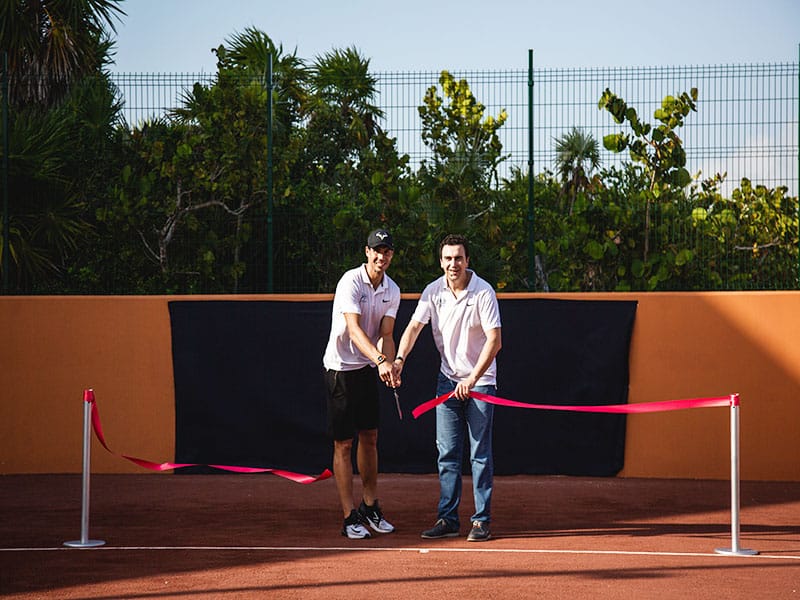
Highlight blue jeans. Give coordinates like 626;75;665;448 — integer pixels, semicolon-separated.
434;372;495;526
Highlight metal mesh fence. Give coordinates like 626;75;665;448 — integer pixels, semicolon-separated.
113;72;207;128
114;63;798;197
104;62;800;293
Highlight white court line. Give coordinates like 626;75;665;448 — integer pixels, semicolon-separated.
2;546;799;560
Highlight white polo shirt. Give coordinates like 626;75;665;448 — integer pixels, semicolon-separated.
411;270;502;386
323;264;401;372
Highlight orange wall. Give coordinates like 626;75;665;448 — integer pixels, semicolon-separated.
1;293;798;480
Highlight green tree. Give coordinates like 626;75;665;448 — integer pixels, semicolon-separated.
309;46;384;149
418;71;508;189
690;176;798;289
496;166;557;291
599;88;696;262
44;74;126;292
598;88;698;288
412;71;509;284
3;107;74;283
294;46;386;198
101;33;412;294
554;127;600;214
213;27;307;142
501;162;643;292
100;29;317;293
1;0;124;108
1;0;125;292
276;46;411;292
106;66;273;292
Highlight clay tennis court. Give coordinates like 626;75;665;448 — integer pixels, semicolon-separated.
2;473;798;598
2;294;800;598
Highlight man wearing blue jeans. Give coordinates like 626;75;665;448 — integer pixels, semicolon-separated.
393;234;502;542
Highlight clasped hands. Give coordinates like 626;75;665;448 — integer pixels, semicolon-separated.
379;361;475;401
378;360;402;389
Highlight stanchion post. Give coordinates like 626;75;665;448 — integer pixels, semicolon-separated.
64;389;105;548
715;394;757;556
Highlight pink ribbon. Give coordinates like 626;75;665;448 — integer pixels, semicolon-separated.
412;390;738;419
84;389;332;484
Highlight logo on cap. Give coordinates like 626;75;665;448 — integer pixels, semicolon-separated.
367;229;394;250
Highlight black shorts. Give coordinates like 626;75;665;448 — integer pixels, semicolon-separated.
325;365;379;441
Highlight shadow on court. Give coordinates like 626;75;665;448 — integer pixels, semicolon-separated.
1;474;799;598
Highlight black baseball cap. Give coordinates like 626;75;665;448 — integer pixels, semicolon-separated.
367;229;394;250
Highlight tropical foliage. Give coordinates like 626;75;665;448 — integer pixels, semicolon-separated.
554;126;600;215
2;0;124;108
0;0;125;291
1;16;797;294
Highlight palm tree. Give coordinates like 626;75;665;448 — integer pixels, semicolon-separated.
554;127;600;213
1;0;124;291
308;46;384;147
212;27;308;136
1;0;125;108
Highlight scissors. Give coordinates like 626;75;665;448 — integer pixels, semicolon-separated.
392;387;403;420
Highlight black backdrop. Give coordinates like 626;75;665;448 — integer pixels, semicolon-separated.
169;298;637;477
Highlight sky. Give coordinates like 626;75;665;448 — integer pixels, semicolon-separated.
109;0;800;74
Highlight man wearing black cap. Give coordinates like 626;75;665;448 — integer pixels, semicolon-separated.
323;228;400;539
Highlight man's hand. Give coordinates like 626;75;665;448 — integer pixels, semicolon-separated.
453;376;477;401
378;361;394;386
389;359;403;388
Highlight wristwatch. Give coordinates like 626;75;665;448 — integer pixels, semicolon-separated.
376;354;386;365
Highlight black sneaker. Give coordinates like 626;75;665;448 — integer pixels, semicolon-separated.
358;499;395;533
342;509;371;539
466;520;491;542
421;518;459;539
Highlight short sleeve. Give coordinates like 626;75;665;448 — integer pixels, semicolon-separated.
411;286;433;325
337;272;362;315
384;282;401;319
478;289;502;331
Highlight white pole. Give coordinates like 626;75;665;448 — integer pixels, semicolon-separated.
64;389;105;548
715;394;757;556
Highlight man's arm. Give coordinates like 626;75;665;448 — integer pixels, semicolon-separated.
343;312;396;383
376;314;397;382
390;318;427;386
453;327;502;400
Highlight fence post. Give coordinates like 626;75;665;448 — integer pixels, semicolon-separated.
2;51;9;294
64;389;105;548
715;394;757;556
527;49;535;290
266;52;274;293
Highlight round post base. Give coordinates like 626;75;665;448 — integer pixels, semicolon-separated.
64;539;105;548
715;547;758;556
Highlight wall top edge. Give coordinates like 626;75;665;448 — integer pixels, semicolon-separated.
1;291;799;302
